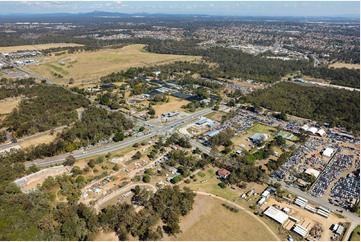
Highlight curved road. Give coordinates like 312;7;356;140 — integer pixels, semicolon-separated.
195;191;281;241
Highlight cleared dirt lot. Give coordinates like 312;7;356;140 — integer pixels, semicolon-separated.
0;43;82;53
164;194;278;241
19;131;60;149
26;44;201;85
0;97;21;114
329;62;360;69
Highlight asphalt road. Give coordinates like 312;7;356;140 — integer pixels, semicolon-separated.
25;108;213;168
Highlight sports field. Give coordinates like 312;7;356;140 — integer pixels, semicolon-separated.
0;43;82;53
26;44;201;85
164;194;278;241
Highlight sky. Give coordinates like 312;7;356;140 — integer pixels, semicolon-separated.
0;1;359;17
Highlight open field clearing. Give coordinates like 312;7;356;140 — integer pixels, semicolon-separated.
0;43;82;53
94;230;118;241
164;194;277;241
19;131;60;149
0;97;21;114
154;96;190;116
205;110;227;122
26;44;201;85
329;62;360;69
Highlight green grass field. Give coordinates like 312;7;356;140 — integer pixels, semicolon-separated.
349;225;360;241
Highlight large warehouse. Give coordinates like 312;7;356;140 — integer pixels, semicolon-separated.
263;206;289;224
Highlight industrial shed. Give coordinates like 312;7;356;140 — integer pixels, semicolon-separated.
292;224;308;238
263;206;289;224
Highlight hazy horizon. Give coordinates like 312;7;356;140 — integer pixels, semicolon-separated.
0;1;359;18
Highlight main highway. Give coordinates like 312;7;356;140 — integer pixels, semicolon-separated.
25;108;213;168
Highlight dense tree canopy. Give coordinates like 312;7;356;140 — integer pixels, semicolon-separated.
248;82;360;133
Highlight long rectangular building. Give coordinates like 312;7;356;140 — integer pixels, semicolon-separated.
292;224;308;238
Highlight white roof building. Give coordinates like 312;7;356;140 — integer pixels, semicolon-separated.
263;206;289;224
261;190;270;198
301;125;309;131
323;148;334;158
292;224;308;238
305;168;320;178
258;197;266;205
316;129;326;136
307;127;318;134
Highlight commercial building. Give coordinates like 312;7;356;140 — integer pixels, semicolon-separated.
205;130;220;137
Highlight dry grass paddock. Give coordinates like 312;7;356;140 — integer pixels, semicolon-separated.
0;43;82;53
154;96;190;116
26;44;201;85
19;131;60;149
164;194;278;241
0;97;21;114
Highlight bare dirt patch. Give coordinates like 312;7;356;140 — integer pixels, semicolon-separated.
329;62;360;70
94;230;118;241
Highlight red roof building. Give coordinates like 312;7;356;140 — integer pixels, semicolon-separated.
217;168;230;179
